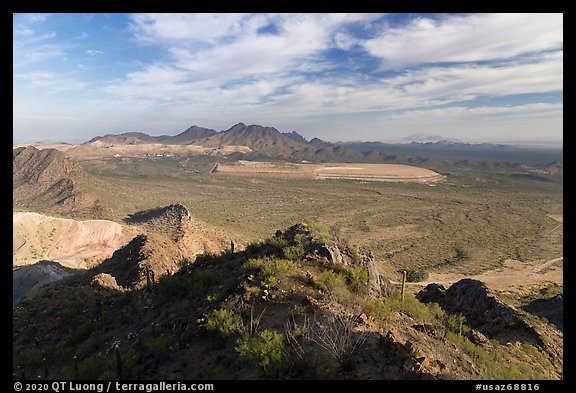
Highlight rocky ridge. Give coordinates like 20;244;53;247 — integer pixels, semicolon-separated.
13;146;109;218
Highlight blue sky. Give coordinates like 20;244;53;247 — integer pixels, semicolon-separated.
13;13;563;146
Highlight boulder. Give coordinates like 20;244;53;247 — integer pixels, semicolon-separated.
416;283;446;304
90;273;124;292
417;279;546;347
522;294;563;331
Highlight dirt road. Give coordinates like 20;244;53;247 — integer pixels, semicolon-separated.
398;255;563;294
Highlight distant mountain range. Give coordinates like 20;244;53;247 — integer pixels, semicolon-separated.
85;123;563;170
338;140;520;151
400;133;460;143
88;125;218;145
87;123;369;163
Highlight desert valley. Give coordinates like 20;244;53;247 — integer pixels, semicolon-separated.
13;12;563;384
13;123;563;380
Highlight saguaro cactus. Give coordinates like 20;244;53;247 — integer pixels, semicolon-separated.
73;356;79;380
115;344;123;380
401;270;406;303
145;265;155;290
145;266;151;288
42;351;48;379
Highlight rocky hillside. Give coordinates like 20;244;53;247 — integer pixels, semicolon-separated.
13;222;562;380
12;204;228;304
417;280;563;365
93;233;185;290
13;146;109;218
123;203;227;257
124;203;192;242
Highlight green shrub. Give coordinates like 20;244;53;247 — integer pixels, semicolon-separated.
14;348;44;369
235;329;285;374
191;270;218;293
454;246;471;261
364;294;445;324
397;294;440;323
66;320;97;347
363;299;393;320
261;237;289;256
205;308;244;338
444;313;468;335
306;222;333;244
283;245;305;261
76;333;105;357
340;265;369;293
290;305;308;317
426;302;445;320
245;242;262;256
317;270;350;301
243;257;296;290
346;245;364;264
76;353;110;380
243;257;262;270
156;275;189;301
446;332;546;380
178;257;194;268
260;258;297;278
137;325;172;359
142;335;170;359
294;233;307;247
194;252;221;265
157;269;218;302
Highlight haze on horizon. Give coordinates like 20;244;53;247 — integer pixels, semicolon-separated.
13;13;563;147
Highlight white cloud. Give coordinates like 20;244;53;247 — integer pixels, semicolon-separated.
387;103;563;121
14;71;87;93
128;13;382;84
383;52;563;103
363;13;563;70
27;14;48;24
101;47;562;128
13;25;62;70
334;32;357;50
86;49;103;55
129;13;253;44
368;103;563;143
104;13;388;110
13;28;34;37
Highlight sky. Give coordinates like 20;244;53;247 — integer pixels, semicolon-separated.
13;13;563;146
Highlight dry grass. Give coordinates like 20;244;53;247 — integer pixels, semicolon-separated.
73;156;562;279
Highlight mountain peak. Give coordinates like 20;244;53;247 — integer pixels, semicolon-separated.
230;122;247;129
172;126;217;142
282;131;308;144
309;137;329;146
